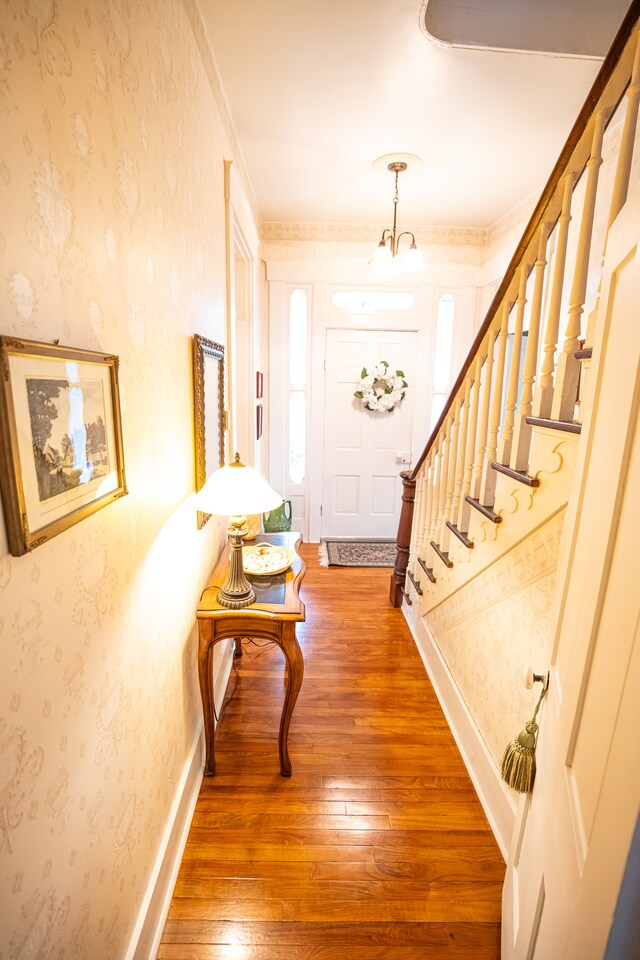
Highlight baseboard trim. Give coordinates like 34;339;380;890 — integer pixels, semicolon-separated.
127;639;235;960
403;604;516;858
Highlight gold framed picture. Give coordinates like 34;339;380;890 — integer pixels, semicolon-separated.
0;336;127;556
192;334;225;529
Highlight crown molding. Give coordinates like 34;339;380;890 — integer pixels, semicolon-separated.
485;188;542;252
183;0;260;226
260;221;488;247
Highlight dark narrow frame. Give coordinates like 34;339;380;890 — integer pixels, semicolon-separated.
193;334;225;529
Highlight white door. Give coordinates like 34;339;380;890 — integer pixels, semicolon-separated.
502;178;640;958
321;328;417;539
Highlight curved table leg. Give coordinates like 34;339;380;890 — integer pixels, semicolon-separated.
197;621;217;776
277;623;305;776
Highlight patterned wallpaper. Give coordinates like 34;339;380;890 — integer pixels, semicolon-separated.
427;510;566;771
0;1;249;955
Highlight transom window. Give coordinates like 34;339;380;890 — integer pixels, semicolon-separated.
332;291;414;311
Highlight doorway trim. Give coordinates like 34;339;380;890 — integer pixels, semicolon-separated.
308;284;429;542
267;269;479;543
224;160;260;467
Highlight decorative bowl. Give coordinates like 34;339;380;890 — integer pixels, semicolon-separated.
242;543;295;576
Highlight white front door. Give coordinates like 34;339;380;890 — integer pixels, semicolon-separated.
321;328;417;539
502;178;640;959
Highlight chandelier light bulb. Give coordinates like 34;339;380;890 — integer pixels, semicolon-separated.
368;240;399;277
401;242;426;273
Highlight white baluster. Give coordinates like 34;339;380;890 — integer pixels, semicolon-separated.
532;175;575;419
609;34;640;227
581;37;640;415
457;353;482;533
511;222;551;471
471;328;496;502
420;454;434;562
441;396;462;551
481;303;510;506
451;377;472;530
409;471;425;568
498;265;529;465
551;107;609;421
429;434;444;548
437;416;454;549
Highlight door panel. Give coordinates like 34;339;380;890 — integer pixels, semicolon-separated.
322;328;417;538
334;475;359;514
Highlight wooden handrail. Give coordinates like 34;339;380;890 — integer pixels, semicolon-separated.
411;0;640;481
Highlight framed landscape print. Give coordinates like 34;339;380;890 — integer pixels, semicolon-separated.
0;337;127;556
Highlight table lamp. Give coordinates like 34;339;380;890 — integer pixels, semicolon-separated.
196;452;283;608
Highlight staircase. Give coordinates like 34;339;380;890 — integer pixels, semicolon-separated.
393;5;640;852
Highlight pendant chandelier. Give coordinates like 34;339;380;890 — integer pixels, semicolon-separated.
369;157;426;277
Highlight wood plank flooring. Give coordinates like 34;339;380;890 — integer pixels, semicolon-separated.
158;544;504;958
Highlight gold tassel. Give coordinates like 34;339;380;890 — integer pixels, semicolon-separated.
501;683;546;793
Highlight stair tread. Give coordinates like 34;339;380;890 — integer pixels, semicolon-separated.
465;496;502;523
491;462;540;487
430;540;454;569
526;416;581;434
575;347;593;360
446;521;474;549
417;557;437;583
407;569;423;596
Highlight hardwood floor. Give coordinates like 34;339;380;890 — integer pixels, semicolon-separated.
158;544;504;958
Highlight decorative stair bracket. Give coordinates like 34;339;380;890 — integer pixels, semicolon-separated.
390;470;417;607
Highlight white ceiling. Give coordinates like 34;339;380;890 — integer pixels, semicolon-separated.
198;0;624;229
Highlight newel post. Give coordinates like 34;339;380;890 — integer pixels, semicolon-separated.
389;470;417;608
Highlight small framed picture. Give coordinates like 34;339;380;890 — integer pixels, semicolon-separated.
0;336;127;556
256;403;263;440
256;371;263;399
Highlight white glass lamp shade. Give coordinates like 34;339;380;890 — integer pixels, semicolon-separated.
368;239;399;278
197;453;282;517
401;242;426;273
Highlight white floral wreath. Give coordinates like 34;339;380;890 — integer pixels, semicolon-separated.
353;361;408;412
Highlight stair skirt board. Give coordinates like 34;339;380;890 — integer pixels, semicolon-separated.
402;607;516;859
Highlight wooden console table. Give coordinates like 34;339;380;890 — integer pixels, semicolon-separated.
197;532;305;777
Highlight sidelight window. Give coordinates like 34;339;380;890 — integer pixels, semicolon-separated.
431;293;455;429
288;289;307;483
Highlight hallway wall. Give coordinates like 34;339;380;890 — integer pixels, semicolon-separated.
427;509;565;767
0;1;256;955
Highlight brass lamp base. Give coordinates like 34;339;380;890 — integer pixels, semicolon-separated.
216;585;255;609
216;519;256;609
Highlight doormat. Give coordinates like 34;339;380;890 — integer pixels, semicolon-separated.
318;539;397;568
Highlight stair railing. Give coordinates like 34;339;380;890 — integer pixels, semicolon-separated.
391;4;640;605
